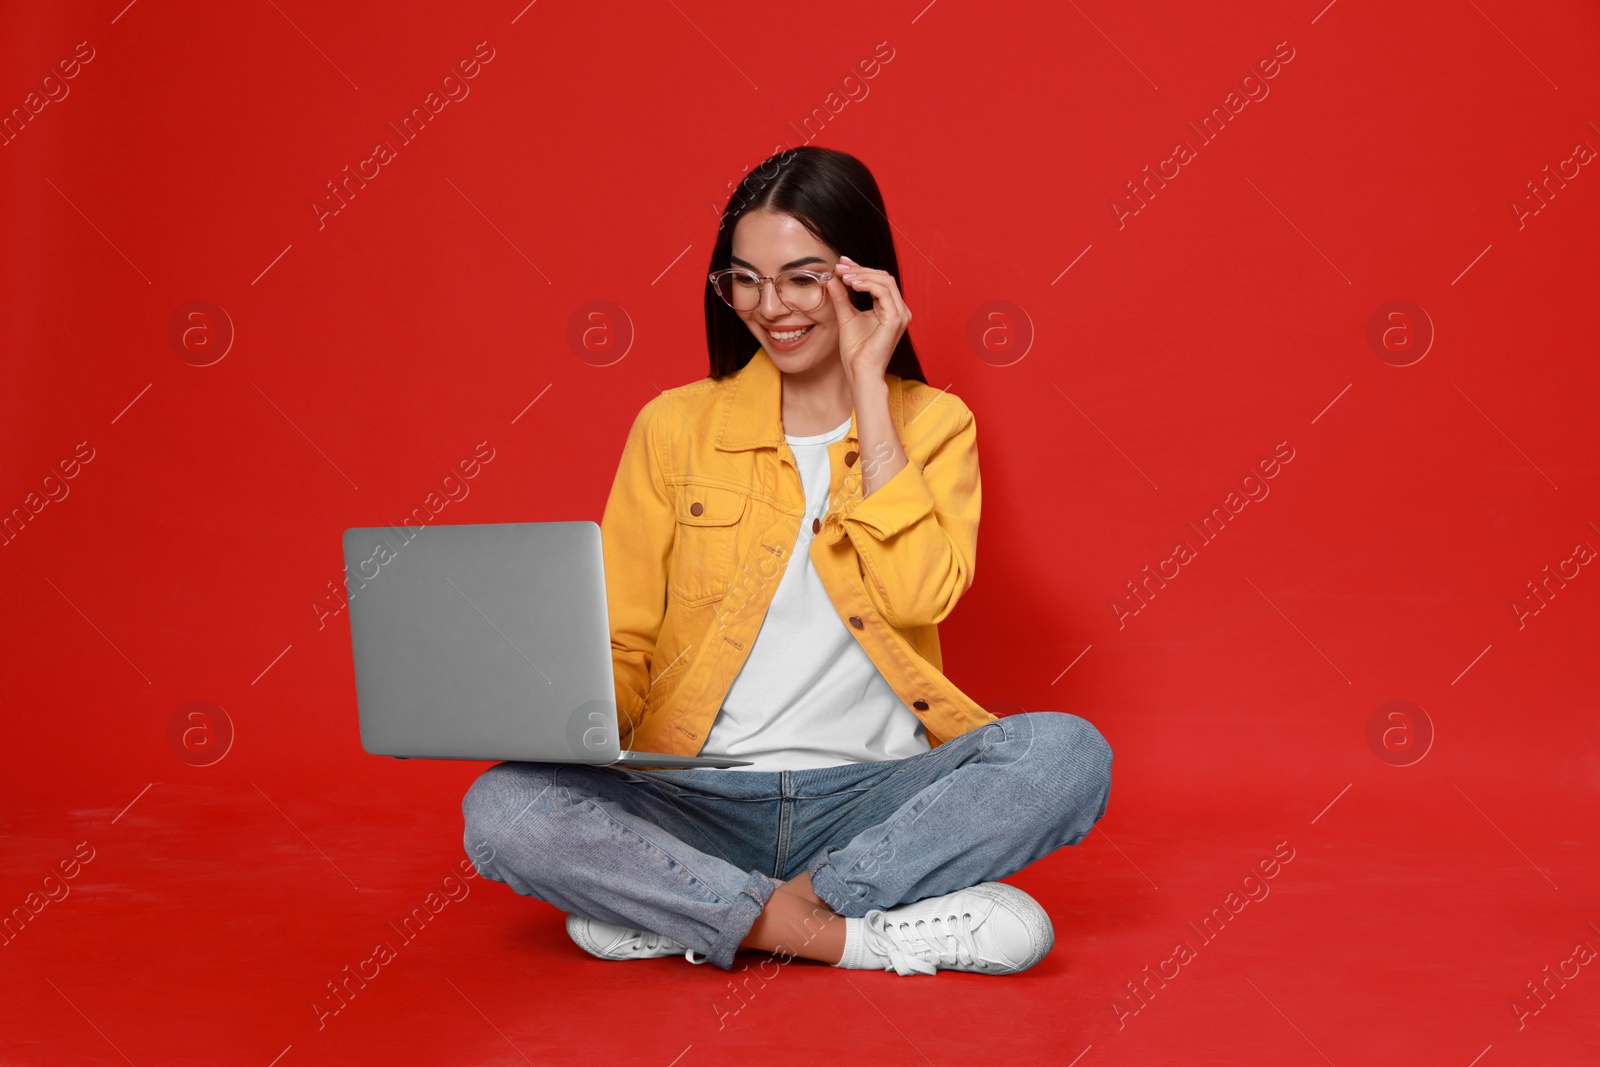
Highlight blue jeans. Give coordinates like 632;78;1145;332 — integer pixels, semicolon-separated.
460;710;1112;971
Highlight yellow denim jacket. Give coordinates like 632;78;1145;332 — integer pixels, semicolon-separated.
599;346;998;757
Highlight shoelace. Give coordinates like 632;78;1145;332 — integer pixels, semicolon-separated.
606;924;708;964
614;928;682;957
864;907;990;976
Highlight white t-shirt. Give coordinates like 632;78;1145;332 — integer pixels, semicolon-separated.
701;413;931;770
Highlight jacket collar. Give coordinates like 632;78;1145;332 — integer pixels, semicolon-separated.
714;346;903;452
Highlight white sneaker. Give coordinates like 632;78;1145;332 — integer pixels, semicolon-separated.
565;913;704;963
859;882;1054;976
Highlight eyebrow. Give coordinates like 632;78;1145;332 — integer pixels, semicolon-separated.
729;253;829;271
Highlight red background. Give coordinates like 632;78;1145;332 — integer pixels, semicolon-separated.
3;1;1597;1063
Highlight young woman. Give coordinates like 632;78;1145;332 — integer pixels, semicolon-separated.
462;146;1112;977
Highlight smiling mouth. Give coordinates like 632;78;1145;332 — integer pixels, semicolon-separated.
766;324;815;342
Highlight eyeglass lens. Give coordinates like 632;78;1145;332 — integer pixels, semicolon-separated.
714;270;828;312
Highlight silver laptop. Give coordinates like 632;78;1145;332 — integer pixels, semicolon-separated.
342;521;751;768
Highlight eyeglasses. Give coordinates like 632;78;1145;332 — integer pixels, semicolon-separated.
708;267;834;313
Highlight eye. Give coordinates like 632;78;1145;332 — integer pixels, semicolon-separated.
732;271;761;287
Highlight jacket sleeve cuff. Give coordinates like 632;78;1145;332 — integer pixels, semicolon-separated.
836;458;936;541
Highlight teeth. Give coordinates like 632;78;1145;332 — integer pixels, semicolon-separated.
770;325;812;341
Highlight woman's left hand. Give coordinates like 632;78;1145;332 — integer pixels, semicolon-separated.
826;254;910;391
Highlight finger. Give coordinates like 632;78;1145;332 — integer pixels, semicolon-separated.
872;272;910;327
837;268;884;318
841;261;909;324
825;271;857;317
841;271;905;328
839;259;896;299
876;272;910;326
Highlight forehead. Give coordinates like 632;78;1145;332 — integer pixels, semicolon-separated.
731;210;831;263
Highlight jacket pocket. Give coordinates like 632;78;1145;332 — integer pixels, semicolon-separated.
669;481;746;606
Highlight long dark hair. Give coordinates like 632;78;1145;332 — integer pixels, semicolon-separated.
704;146;926;384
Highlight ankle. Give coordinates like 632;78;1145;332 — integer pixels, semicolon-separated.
831;916;878;969
741;893;847;963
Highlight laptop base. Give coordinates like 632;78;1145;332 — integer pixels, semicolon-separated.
615;750;753;768
390;751;754;768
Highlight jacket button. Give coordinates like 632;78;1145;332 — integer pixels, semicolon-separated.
848;615;864;629
690;501;704;516
812;517;822;534
912;699;929;710
844;450;858;467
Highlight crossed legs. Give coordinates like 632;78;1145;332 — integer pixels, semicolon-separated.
463;712;1113;972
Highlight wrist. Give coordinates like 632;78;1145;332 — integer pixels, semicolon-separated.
850;377;889;404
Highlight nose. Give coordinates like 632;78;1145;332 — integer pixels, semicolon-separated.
758;278;788;317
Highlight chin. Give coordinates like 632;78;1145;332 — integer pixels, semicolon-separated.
770;348;832;374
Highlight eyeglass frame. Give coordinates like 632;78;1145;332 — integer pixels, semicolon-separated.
707;266;836;313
